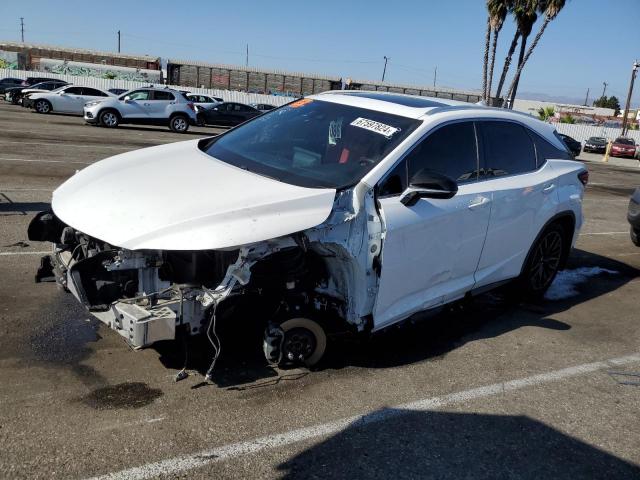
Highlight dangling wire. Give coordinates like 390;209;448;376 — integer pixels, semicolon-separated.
204;301;221;382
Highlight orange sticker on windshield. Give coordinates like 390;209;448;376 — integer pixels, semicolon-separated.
289;98;313;108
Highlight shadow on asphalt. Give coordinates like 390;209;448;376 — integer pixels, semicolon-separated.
276;409;640;479
154;248;639;388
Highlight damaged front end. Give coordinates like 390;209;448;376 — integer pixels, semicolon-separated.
28;210;239;348
27;184;380;364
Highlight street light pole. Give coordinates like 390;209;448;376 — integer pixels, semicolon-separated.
601;81;608;99
381;56;388;82
621;61;638;136
117;30;121;53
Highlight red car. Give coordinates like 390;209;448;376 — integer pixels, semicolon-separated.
610;137;637;158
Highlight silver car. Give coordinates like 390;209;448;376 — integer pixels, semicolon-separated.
84;87;198;133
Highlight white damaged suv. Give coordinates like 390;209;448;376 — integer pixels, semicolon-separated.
29;92;586;370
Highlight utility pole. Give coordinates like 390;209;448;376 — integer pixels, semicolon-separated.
20;17;24;42
433;66;437;87
246;44;249;67
621;61;638;136
583;88;589;106
601;81;608;99
381;56;388;82
117;30;121;53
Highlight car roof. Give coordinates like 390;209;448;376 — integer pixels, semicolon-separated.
314;89;567;152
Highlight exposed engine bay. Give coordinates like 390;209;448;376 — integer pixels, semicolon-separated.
28;184;382;369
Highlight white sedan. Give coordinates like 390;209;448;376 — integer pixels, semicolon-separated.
29;86;115;115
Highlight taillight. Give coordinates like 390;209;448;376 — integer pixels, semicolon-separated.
187;102;195;111
578;170;589;186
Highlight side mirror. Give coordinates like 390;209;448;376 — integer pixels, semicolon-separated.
123;96;131;102
400;169;458;206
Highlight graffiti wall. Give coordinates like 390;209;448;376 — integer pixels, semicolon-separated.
37;58;162;82
0;51;19;70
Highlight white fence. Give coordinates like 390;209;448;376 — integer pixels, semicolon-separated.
0;68;295;106
554;123;640;144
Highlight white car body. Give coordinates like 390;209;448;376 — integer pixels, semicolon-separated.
186;93;222;109
29;86;114;114
29;92;586;367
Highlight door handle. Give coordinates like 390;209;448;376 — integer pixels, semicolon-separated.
143;103;151;106
468;196;491;209
542;183;555;193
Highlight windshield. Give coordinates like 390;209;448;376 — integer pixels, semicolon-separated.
588;137;606;143
614;137;635;145
201;99;420;189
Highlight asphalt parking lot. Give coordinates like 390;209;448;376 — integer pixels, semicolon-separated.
0;101;639;479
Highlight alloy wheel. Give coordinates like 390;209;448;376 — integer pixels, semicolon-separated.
35;101;50;113
529;230;563;291
101;112;117;127
173;117;187;132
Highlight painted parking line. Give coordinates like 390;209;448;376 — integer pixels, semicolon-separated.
580;231;629;236
0;251;50;256
0;157;92;165
0;139;130;149
87;353;640;480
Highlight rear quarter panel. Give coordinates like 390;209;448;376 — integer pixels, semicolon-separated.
548;159;585;246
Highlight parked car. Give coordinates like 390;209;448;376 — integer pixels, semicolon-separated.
28;86;114;115
198;101;261;126
629;188;640;246
83;87;197;133
187;93;223;108
0;77;23;94
108;88;128;96
250;103;277;112
558;133;581;158
19;80;70;107
583;136;607;153
610;137;637;158
28;91;585;369
5;76;57;100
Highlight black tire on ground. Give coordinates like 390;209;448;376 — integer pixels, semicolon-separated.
515;223;567;300
169;114;190;133
99;109;120;128
631;227;640;247
279;317;327;368
34;99;52;114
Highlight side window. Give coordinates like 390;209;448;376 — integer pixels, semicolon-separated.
82;88;105;96
64;87;83;95
126;90;150;101
532;131;572;165
406;122;479;184
479;121;536;176
378;159;407;197
152;91;175;101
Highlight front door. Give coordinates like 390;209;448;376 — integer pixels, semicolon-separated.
373;121;491;330
119;90;151;120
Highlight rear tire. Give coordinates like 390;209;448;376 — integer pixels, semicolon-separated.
516;223;567;300
169;114;190;133
99;109;120;128
34;99;52;114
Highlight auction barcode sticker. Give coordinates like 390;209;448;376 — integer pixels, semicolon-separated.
350;117;399;138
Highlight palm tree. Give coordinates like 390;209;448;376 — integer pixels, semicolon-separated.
504;0;538;108
482;14;491;103
537;106;555;121
504;0;568;107
485;0;509;103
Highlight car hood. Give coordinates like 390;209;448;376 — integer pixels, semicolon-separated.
52;140;337;250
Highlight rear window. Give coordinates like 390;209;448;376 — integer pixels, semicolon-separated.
615;137;635;145
153;91;175;101
479;121;537;176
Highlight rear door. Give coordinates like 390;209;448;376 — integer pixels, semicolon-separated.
373;121;491;329
148;90;175;119
473;120;560;288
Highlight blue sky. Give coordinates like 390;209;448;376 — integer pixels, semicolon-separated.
1;0;639;106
